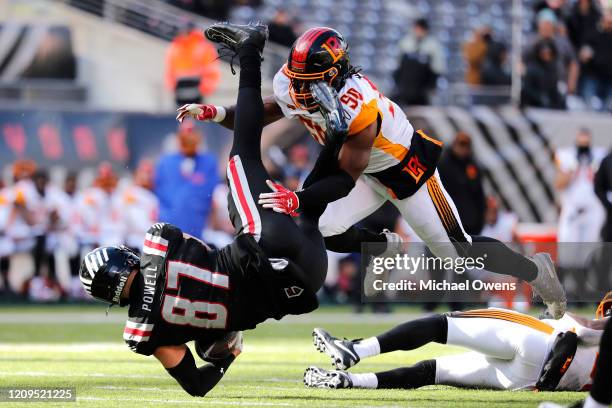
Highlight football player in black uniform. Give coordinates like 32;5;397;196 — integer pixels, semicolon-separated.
79;22;346;397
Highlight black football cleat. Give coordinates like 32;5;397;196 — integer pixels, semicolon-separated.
312;328;360;370
304;366;353;389
205;22;268;54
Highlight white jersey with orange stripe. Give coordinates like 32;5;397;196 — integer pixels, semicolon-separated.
273;69;415;174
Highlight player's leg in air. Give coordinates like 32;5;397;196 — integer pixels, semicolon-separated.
203;22;327;293
304;309;560;390
323;169;566;317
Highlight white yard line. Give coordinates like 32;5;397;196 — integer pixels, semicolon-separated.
77;396;294;406
0;370;167;379
0;312;417;325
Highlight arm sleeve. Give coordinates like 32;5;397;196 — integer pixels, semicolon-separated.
166;347;235;397
296;145;355;213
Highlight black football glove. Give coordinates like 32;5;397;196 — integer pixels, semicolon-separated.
310;81;349;146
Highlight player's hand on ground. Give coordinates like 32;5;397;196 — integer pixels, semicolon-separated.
176;104;224;123
258;180;299;217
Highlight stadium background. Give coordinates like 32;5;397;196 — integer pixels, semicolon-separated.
0;1;611;406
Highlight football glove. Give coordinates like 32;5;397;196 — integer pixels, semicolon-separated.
176;104;226;123
258;180;299;217
310;81;348;146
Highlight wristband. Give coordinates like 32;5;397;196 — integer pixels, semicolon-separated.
213;106;226;123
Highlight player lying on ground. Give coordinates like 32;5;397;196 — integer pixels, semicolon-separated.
177;26;566;318
540;293;612;408
304;294;611;391
78;22;346;397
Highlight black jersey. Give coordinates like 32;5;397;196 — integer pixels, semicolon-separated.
124;223;318;355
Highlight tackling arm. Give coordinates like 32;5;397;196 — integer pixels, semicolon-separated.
296;119;378;208
154;344;237;397
176;95;284;130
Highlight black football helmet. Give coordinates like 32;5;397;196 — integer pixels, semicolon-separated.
79;246;140;306
284;27;353;111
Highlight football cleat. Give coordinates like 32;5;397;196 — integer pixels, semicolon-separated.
310;81;348;146
530;253;567;319
312;328;360;370
303;366;352;389
205;22;268;54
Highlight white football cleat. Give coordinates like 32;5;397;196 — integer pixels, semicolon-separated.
530;253;567;319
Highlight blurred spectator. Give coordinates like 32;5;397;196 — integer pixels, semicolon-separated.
525;9;580;99
555;128;606;292
155;121;218;237
114;160;159;251
267;8;297;47
282;143;311;191
21;27;77;80
481;39;511;86
566;0;601;50
480;196;518;243
73;163;123;250
533;0;571;26
0;181;13;296
438;132;486;235
463;26;490;85
392;18;446;106
521;39;566;109
203;182;234;249
578;9;612;111
167;0;231;20
165;23;220;106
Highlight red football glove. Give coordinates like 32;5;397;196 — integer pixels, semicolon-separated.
258;180;300;217
176;104;224;123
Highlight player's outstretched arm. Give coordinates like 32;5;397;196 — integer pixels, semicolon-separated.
154;344;238;397
176;95;284;130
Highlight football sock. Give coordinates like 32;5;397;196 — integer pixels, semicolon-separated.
353;337;380;359
589;317;612;405
347;372;377;389
583;395;608;408
377;314;448;353
375;360;436;389
469;236;538;281
238;45;261;90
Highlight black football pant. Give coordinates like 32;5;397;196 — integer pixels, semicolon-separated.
225;45;327;293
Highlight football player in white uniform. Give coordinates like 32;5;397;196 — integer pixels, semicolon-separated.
304;292;611;393
177;26;566;317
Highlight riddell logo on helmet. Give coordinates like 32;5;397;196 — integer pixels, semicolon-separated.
112;274;129;304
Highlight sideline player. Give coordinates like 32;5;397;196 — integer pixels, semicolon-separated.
303;293;611;391
177;27;566;317
79;22;340;397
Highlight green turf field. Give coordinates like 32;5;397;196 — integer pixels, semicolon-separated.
0;305;585;408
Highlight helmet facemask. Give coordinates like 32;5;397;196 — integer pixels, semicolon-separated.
284;64;340;111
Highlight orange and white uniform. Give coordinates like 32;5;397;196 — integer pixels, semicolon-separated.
435;309;600;391
73;187;123;249
112;183;159;250
274;69;470;257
